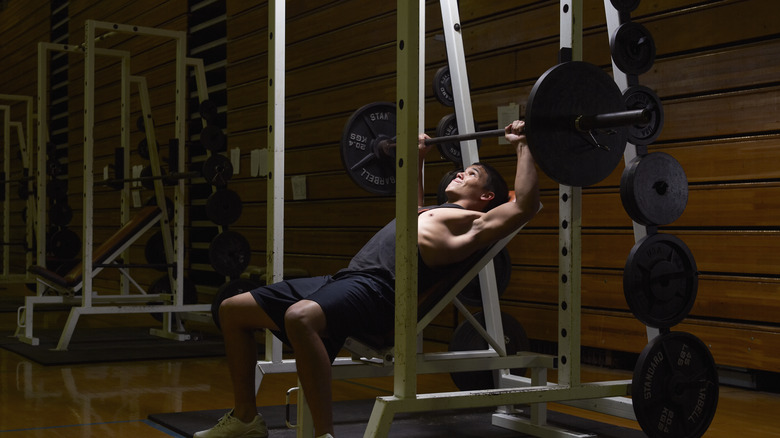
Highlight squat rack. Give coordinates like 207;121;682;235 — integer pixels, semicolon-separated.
18;20;212;350
259;1;652;437
0;93;35;283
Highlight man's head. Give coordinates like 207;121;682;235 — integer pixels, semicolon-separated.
444;162;509;212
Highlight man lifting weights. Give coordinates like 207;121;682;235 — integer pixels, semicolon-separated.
195;119;539;438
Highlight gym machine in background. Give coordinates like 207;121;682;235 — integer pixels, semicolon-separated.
16;20;216;351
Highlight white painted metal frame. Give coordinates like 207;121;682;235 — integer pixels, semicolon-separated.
254;2;640;437
18;21;213;350
0;94;35;283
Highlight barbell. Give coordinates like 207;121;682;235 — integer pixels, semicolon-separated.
341;61;662;194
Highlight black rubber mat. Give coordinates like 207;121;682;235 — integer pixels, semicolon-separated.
0;327;226;365
149;398;645;438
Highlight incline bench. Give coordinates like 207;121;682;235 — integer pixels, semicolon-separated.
28;205;163;295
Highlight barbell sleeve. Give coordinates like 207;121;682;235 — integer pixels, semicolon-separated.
574;108;650;132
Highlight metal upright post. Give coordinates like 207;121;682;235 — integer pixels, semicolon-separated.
266;0;287;365
602;0;659;343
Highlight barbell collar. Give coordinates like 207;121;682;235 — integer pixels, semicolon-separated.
574;108;650;132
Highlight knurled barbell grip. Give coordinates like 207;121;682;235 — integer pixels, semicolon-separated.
423;128;506;145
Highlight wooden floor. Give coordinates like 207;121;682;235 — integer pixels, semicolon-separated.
1;322;779;437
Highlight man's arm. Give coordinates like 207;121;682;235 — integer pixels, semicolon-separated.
418;133;435;207
470;120;540;245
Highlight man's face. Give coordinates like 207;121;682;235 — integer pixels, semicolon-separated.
445;165;492;203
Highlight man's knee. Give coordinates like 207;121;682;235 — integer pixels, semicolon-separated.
284;300;326;337
218;292;277;331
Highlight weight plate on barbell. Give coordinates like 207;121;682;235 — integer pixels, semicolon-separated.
621;152;688;226
610;21;656;76
433;66;454;107
448;312;529;391
624;233;697;328
340;101;397;196
525;61;628;187
211;278;261;329
206;188;243;226
610;0;641;13
457;247;512;307
632;331;718;438
623;85;664;146
209;230;252;278
202;153;234;187
435;113;481;165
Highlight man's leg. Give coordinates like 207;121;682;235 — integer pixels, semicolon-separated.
284;300;334;437
219;292;280;423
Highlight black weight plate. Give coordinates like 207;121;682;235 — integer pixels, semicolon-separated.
340;102;397;195
47;178;68;200
146;196;175;218
624;233;697;328
148;275;198;322
209;230;252;278
621;152;688;226
206;188;243;226
525;61;627;187
49;200;73;227
433;66;454;107
136;115;147;132
211;278;261;329
623;85;664;146
457;247;512;307
610;21;656;76
449;312;529;391
610;0;640;13
202;154;234;187
144;230;168;271
140;165;161;190
434;113;482;165
201;124;227;152
199;99;219;124
632;331;719;438
138;138;150;160
48;228;81;259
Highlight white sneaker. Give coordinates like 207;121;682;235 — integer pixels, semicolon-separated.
193;409;268;438
316;434;334;438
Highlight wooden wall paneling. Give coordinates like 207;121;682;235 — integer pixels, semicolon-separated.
508;267;780;325
507;302;780;373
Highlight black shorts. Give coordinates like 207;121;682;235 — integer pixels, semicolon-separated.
249;273;395;362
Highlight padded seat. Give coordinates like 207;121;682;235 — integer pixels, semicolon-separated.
29;206;162;288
